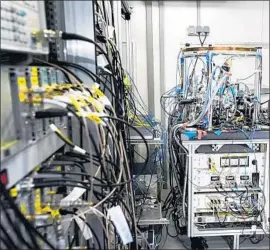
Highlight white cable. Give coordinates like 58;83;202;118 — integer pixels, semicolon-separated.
172;124;188;224
187;74;228;126
43;98;68;109
52;95;72;104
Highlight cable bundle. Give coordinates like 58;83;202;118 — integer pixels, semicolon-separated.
0;3;152;249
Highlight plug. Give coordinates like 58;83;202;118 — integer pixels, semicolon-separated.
252;173;259;187
56;186;67;194
59;209;73;215
35;108;68;119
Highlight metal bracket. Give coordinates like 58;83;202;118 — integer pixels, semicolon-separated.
233;234;240;250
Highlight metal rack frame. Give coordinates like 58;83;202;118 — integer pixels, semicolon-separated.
1;131;66;189
182;137;269;250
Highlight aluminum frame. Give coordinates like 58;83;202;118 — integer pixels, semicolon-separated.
180;48;263;130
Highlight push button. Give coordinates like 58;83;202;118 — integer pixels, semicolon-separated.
17;10;27;17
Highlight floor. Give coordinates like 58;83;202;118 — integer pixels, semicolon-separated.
161;232;270;249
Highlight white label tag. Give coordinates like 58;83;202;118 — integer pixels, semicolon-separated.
97;54;108;68
99;96;112;107
74;210;93;240
108;206;133;245
60;185;86;207
108;26;115;39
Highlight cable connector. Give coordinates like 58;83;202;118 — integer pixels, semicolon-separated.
31;29;63;44
59;209;72;216
35;108;68;119
32;29;62;39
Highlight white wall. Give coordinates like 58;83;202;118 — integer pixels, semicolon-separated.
127;1;149;107
201;1;268;44
200;1;269;92
128;0;269;105
152;2;161;120
164;1;269;91
163;1;198;91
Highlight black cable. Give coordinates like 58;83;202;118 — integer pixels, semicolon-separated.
77;215;102;250
63;109;113;184
0;235;11;249
33;181;103;196
0;202;37;249
35;224;53;230
51;60;117;98
249;234;264;244
101;0;109;25
261;99;270;105
38;170;104;182
59;210;102;250
102;115;149;176
198;33;203;46
60;32;126;118
0;224;19;249
43;161;87;173
48;111;117;186
53;115;149;186
201;34;207;46
0;182;57;250
68;235;76;249
60;152;120;171
61;32;115;79
38;171;120;187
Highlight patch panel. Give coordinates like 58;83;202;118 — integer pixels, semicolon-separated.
195;215;257;224
1;66;69;164
192;152;266;191
220;156;249;167
9;67;45;141
193;192;264;216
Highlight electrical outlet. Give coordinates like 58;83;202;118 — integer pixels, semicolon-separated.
187;26;197;36
187;25;210;36
196;26;203;34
